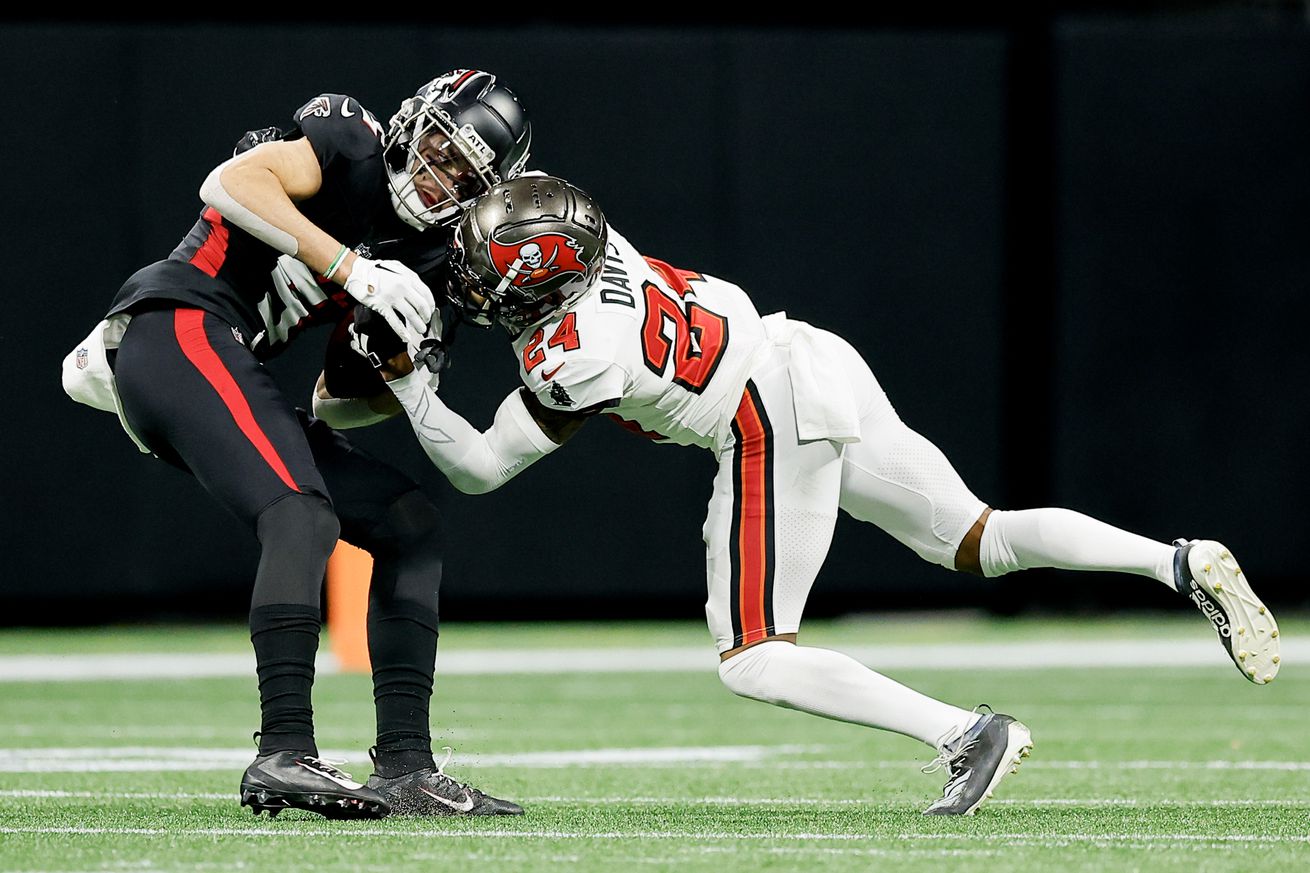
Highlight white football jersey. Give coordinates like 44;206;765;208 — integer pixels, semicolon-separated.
510;226;769;450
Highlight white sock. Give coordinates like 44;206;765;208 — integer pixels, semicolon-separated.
718;641;976;748
979;507;1176;589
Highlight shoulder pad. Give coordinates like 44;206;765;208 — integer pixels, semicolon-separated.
293;94;385;162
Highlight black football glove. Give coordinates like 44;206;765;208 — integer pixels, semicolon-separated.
323;309;383;398
347;306;407;370
414;300;461;378
412;336;449;377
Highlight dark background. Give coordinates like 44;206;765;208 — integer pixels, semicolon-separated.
4;5;1308;625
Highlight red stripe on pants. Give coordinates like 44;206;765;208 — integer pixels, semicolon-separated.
173;309;300;492
734;391;770;645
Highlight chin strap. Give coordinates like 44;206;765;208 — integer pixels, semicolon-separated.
387;179;431;232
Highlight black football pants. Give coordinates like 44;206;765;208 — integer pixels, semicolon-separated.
115;307;441;766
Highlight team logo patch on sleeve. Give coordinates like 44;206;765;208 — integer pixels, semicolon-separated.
549;382;575;407
487;232;588;289
298;96;332;120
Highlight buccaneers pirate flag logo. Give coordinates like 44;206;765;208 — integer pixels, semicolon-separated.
487;232;589;289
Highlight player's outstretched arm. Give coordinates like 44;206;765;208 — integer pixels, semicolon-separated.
518;388;590;444
311;372;399;429
385;370;571;495
309;306;402;430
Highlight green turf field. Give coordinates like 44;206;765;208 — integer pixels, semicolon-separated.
1;614;1307;872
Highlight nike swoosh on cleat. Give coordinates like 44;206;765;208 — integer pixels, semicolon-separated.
929;772;970;809
295;761;363;790
541;363;566;380
419;785;475;813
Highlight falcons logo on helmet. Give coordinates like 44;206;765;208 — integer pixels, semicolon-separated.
487;232;589;289
421;70;492;104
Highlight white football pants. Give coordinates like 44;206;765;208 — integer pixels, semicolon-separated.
703;328;986;652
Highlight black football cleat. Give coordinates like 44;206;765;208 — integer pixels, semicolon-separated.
922;707;1033;816
240;751;390;820
1173;539;1280;684
366;747;524;816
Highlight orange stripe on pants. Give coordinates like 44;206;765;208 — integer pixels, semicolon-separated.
732;384;774;647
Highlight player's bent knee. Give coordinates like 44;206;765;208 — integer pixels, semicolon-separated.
256;492;341;558
717;640;794;706
251;493;341;608
372;490;442;557
976;508;1030;578
369;490;444;607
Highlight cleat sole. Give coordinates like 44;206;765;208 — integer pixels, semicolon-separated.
239;782;389;820
1187;541;1280;685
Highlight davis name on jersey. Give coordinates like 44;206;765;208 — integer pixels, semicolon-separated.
511;227;768;450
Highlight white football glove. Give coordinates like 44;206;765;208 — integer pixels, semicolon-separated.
343;257;435;345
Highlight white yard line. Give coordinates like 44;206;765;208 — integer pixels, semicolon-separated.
4;789;1306;808
520;796;1310;806
4;745;1310;775
0;786;1304;807
908;833;1310;843
0;653;293;682
698;846;1004;858
2;637;1304;681
0;790;231;799
0;826;1306;845
0;744;817;773
768;759;1310;771
1025;760;1310;771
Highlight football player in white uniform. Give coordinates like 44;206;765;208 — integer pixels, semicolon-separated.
321;175;1280;816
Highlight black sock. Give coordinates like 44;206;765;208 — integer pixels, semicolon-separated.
372;748;439;779
250;603;321;756
368;598;439;776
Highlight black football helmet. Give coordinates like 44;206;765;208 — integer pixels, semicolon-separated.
383;70;532;230
449;176;607;333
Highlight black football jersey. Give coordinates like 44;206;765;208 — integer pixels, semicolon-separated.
107;94;451;360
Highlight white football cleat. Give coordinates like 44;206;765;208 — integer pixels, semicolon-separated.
1174;539;1280;684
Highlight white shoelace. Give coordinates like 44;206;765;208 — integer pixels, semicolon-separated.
304;756;355;781
431;745;480;797
921;705;990;775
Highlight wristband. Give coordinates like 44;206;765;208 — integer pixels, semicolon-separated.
324;245;350;281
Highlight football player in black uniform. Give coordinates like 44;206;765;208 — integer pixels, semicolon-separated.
69;70;529;819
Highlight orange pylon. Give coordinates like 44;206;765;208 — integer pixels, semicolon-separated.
326;540;373;673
